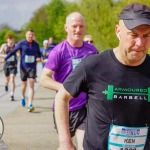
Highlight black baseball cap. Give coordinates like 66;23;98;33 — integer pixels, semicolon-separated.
119;3;150;30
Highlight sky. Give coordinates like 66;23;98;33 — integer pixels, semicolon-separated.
0;0;52;30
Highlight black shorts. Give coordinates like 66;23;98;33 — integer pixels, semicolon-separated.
4;67;17;77
20;68;36;81
53;106;87;137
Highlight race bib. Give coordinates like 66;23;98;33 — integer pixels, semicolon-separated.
72;58;82;70
108;125;148;150
7;55;15;62
44;59;48;62
25;55;35;63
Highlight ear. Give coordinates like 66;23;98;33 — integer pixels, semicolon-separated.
115;25;121;40
64;24;68;32
117;32;121;40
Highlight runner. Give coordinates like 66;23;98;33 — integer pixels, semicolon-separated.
40;12;98;150
0;35;18;101
4;30;41;112
54;3;150;150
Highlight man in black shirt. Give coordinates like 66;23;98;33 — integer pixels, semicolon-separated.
55;3;150;150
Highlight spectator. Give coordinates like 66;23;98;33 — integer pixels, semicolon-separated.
48;37;57;50
40;40;51;68
83;34;94;45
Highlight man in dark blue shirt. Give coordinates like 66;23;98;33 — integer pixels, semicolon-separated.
5;29;41;112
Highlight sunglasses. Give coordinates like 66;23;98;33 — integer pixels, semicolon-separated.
85;40;93;43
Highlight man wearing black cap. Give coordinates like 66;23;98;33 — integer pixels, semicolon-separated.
54;3;150;150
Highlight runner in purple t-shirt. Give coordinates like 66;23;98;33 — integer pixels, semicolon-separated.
40;12;98;150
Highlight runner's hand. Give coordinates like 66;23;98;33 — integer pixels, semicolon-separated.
0;60;4;65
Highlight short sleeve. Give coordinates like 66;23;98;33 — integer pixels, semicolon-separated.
63;61;88;97
44;48;60;71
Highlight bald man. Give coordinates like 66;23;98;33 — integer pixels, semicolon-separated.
40;12;98;150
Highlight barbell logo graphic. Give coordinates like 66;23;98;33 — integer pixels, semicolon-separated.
102;85;150;102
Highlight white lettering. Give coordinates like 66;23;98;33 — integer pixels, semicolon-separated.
113;95;147;101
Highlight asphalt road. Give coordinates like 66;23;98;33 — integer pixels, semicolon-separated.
0;62;42;118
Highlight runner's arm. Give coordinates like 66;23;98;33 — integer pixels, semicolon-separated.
55;85;76;150
40;68;62;91
36;57;41;62
0;44;7;58
5;46;19;61
0;54;6;58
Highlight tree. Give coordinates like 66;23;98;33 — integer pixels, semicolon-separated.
21;0;150;51
45;0;68;43
23;5;50;46
0;28;18;46
76;0;116;52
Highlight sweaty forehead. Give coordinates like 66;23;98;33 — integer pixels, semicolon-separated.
135;25;150;29
67;13;85;24
26;31;34;35
7;38;14;41
70;17;82;22
131;25;150;33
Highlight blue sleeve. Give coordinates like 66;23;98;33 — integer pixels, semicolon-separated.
36;43;41;58
40;48;44;57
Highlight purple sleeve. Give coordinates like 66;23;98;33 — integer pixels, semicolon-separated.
44;48;60;71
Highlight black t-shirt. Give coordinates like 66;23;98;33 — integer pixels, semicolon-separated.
64;49;150;150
